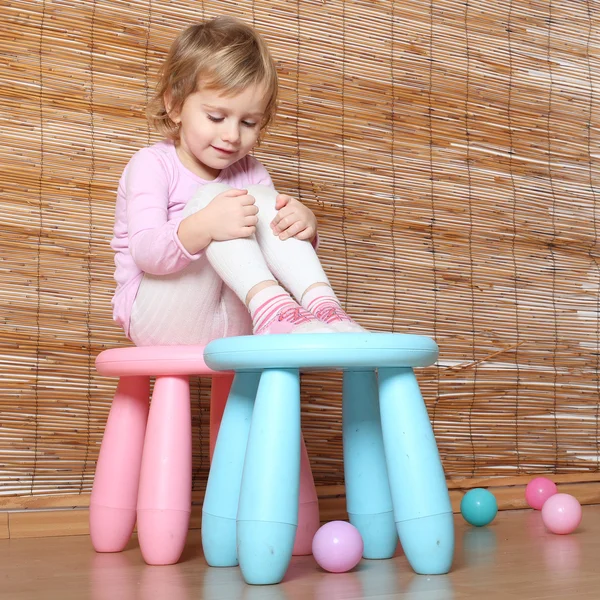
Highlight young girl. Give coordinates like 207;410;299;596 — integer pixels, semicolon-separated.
111;15;366;346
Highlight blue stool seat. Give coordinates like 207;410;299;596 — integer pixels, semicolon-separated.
203;332;438;370
202;333;454;585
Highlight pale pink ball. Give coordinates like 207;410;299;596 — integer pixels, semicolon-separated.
312;521;364;573
525;477;558;510
541;493;582;535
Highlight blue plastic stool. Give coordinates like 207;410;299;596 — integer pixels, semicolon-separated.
202;333;454;585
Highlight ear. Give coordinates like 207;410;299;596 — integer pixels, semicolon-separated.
163;90;181;124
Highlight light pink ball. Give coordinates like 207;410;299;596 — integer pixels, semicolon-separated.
312;521;364;573
541;493;582;535
525;477;558;510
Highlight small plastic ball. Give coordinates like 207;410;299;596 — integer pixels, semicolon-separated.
460;488;498;527
312;521;364;573
541;493;582;535
525;477;558;510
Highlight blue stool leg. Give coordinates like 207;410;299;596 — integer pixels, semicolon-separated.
378;367;454;575
201;372;260;567
237;368;301;585
343;369;398;559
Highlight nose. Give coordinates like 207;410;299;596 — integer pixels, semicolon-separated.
221;122;240;144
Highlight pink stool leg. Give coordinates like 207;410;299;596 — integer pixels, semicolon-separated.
137;375;192;565
293;435;320;555
209;374;234;462
90;376;150;552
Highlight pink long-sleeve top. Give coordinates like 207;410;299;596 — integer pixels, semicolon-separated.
110;139;273;337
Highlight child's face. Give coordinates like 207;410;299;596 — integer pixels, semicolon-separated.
172;83;268;180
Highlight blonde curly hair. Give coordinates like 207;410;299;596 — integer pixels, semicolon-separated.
147;16;278;141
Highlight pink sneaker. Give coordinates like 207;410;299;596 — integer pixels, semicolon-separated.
255;304;334;335
310;302;368;333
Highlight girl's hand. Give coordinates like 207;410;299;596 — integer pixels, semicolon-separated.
203;188;259;241
271;194;317;241
177;189;258;255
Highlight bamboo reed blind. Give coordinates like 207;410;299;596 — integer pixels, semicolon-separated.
1;0;599;505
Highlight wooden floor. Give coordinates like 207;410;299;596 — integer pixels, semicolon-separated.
2;505;600;599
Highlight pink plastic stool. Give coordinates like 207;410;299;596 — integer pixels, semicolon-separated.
90;345;319;565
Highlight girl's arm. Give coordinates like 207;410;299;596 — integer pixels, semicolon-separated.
125;149;206;275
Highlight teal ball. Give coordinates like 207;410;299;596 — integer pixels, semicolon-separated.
460;488;498;527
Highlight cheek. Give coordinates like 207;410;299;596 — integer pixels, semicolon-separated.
187;122;213;145
243;130;260;147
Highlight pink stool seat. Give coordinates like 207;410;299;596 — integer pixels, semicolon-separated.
95;345;219;377
90;344;319;566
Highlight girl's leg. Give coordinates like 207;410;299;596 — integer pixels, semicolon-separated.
248;184;367;333
196;183;333;335
130;184;254;346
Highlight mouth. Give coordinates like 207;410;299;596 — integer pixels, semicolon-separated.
212;146;236;155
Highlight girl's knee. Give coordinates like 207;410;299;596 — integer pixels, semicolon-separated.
247;184;278;212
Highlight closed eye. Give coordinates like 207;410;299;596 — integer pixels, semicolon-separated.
207;114;257;128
